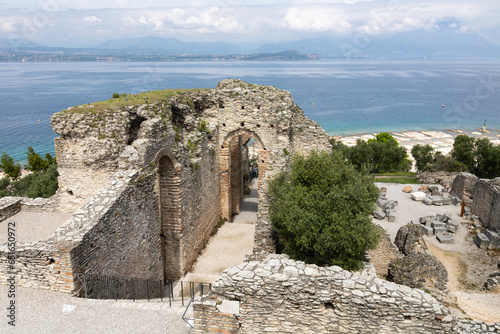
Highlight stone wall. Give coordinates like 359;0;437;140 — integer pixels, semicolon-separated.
193;255;500;333
471;178;500;230
0;197;21;222
451;173;500;230
450;172;478;205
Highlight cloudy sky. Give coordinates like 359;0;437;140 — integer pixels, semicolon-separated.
1;0;499;47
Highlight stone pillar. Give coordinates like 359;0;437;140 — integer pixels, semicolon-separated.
220;147;231;221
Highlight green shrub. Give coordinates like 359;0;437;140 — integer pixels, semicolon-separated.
0;153;21;180
269;151;380;271
112;92;120;99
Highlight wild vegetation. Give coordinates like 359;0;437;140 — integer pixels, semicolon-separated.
330;132;411;174
0;148;58;199
412;135;500;178
268;151;381;271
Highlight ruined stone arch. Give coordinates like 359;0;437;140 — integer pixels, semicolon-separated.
220;128;270;222
154;148;183;280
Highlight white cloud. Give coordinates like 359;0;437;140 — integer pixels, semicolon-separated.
283;7;352;32
82;16;102;23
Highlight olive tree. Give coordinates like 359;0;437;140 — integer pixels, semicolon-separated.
269;151;381;271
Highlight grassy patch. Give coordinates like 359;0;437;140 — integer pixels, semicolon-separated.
62;88;209;114
373;172;417;177
375;177;421;184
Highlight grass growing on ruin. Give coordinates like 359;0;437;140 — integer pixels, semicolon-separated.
63;88;210;114
374;177;421;184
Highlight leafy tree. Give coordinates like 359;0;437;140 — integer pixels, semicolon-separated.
0;177;11;197
25;147;54;173
0;153;21;180
329;138;349;158
346;134;410;173
451;135;500;178
269;151;381;271
451;135;475;172
411;144;435;171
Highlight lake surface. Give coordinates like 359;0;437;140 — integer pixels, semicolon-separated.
1;60;499;163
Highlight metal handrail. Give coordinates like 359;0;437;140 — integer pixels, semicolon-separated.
181;283;211;328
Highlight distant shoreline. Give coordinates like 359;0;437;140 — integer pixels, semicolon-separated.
331;128;500;156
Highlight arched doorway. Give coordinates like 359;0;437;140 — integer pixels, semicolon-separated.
220;129;269;222
157;152;183;280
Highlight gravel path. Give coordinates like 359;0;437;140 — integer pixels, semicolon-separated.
0;211;72;243
185;180;257;284
0;285;191;334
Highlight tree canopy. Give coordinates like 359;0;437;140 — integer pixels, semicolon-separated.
0;153;21;180
269;151;381;271
450;135;500;178
331;132;411;173
0;149;58;199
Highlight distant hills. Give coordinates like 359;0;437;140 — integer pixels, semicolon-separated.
2;26;500;60
0;38;44;48
97;36;243;55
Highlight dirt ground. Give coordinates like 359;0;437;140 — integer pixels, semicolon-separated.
374;183;500;323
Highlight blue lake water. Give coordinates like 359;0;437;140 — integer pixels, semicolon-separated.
1;60;500;164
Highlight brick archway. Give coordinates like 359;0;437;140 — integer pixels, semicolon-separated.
220;129;269;222
156;149;183;280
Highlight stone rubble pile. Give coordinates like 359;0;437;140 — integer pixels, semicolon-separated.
416;213;459;244
410;185;462;206
373;187;398;222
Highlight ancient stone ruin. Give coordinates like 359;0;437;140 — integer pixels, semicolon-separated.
0;79;330;291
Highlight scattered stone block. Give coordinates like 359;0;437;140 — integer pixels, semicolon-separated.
437;235;454;244
434;227;447;235
373;209;386;220
410;219;419;225
428;186;440;195
484;230;500;250
447;224;457;233
475;233;490;249
431;221;446;228
410;192;426;201
422;197;433;205
452;197;462;206
403;186;412;193
419;216;434;224
422;226;434;236
448;220;459;228
473;219;482;229
387;212;396;222
418;185;429;193
436;214;448;222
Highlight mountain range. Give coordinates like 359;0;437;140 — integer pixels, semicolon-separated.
3;26;500;59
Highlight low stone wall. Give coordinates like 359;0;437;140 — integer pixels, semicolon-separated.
418;171;460;188
0;197;21;222
193;254;500;333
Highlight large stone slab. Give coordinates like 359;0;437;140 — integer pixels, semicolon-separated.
373;209;386;220
410;192;426;201
475;233;490;249
437;235;454;244
431;221;446;229
433;227;447;235
422;226;434;236
484;229;500;250
422;197;434;205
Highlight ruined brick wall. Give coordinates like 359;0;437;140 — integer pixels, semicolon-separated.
194;255;500;333
0;243;74;293
71;172;163;280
